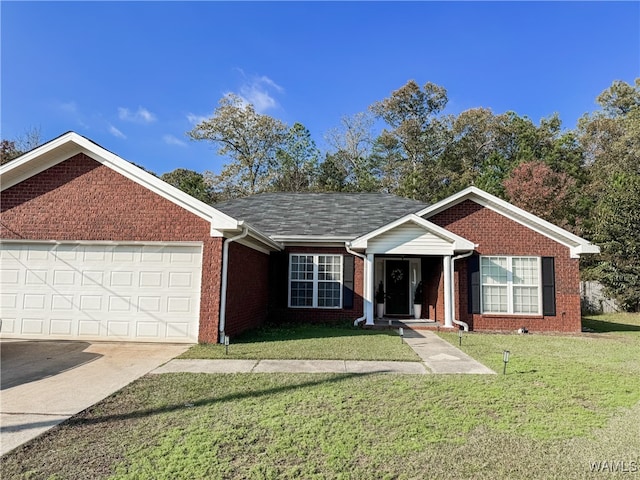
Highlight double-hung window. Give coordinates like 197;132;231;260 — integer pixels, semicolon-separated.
289;254;342;308
480;256;541;314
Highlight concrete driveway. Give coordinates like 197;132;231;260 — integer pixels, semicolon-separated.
1;340;189;456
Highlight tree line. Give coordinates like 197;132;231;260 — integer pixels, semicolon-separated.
184;79;639;311
2;79;638;311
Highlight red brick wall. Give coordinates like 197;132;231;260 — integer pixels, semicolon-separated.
422;257;442;321
429;200;581;332
1;154;224;342
270;246;364;324
224;242;270;338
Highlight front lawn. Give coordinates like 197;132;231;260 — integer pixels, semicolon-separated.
3;314;639;479
180;323;420;361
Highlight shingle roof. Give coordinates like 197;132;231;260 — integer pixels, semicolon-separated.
214;192;428;238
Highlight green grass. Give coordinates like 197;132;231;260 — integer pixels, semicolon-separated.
582;311;640;333
180;323;421;361
2;314;639;479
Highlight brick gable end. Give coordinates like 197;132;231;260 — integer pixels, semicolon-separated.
430;200;581;332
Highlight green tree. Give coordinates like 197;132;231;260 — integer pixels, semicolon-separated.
317;152;349;192
579;79;640;311
596;78;640;117
160;168;215;204
591;172;640;311
370;80;449;201
474;152;513;198
188;94;288;199
272;123;319;192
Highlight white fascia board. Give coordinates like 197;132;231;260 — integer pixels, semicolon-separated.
280;241;350;248
236;232;284;254
215;220;282;252
1;132;240;233
417;186;599;256
241;222;283;251
270;235;354;243
0;238;204;247
236;237;272;255
0;132;84;191
350;214;475;251
572;243;601;258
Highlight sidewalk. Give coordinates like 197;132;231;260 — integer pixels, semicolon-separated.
152;359;428;375
152;330;495;375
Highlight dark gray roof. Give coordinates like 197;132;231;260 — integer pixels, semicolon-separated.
214;192;428;238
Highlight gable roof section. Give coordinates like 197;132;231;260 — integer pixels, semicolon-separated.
416;186;600;258
350;214;476;254
0;132;281;251
214;192;427;240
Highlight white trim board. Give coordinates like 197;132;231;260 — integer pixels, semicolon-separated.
416;186;599;258
0;132;281;253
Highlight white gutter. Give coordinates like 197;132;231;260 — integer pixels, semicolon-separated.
451;250;475;332
218;223;249;342
346;244;368;326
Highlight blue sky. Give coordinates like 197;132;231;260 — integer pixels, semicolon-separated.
2;1;639;175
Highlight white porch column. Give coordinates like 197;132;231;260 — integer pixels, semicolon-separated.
365;253;375;325
443;255;453;328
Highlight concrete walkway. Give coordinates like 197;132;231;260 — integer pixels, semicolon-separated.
152;330;495;376
402;330;495;374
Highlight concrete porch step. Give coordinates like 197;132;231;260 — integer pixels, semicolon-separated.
364;319;447;331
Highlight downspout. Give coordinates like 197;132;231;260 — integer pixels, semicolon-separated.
218;223;249;343
346;244;367;326
451;250;474;332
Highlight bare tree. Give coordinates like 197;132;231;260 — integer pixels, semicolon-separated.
1;127;42;165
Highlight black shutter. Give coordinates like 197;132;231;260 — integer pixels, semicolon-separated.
343;255;355;309
541;257;556;316
269;251;289;308
468;255;481;314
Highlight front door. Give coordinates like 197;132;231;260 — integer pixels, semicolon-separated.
385;260;410;315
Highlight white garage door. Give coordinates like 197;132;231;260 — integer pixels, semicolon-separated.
0;242;202;343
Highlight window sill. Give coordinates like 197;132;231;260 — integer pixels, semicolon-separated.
480;313;544;319
288;306;343;310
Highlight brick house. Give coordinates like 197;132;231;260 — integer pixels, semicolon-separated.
0;132;600;343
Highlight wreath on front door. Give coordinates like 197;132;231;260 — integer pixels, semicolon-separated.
390;268;404;283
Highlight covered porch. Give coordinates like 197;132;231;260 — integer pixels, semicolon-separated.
348;214;476;330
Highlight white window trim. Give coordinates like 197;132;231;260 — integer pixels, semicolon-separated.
480;256;542;315
288;254;343;309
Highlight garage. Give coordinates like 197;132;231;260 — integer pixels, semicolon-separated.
0;242;203;343
1;132;283;343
